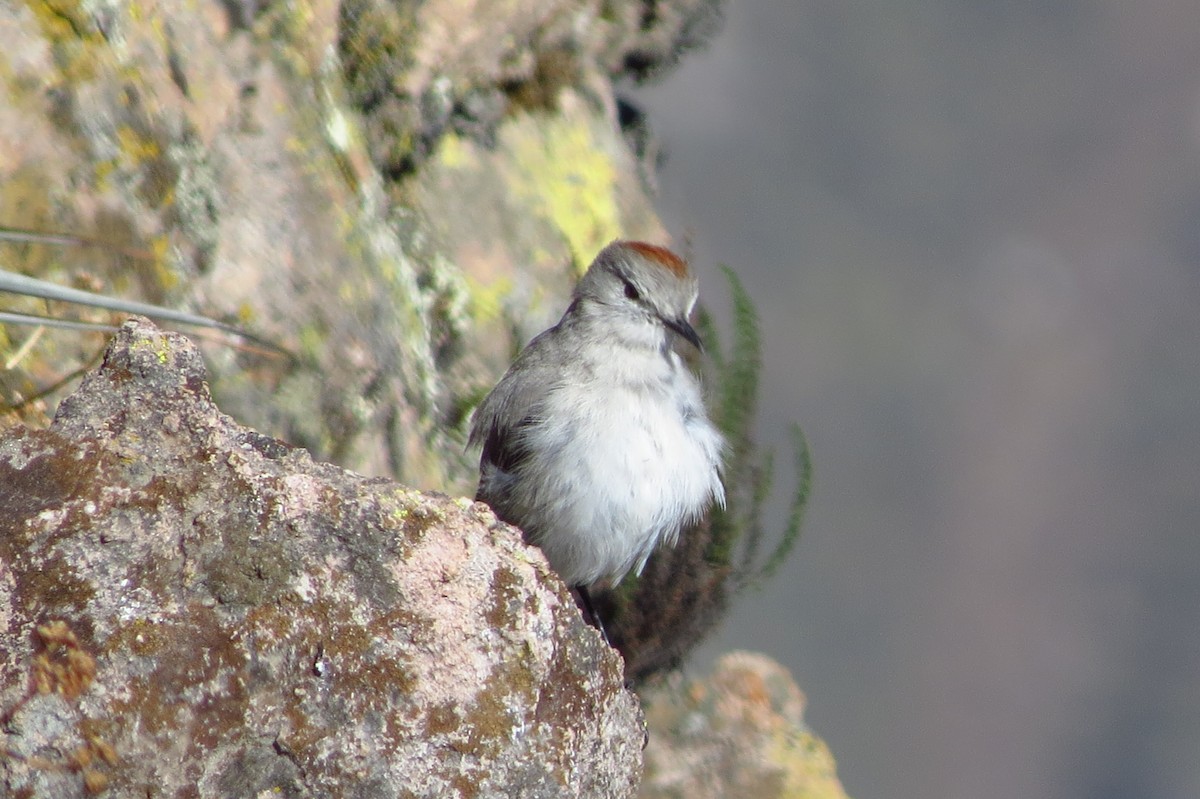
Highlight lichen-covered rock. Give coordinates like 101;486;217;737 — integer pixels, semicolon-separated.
0;0;707;496
337;0;723;175
640;652;849;799
0;0;456;486
0;318;642;798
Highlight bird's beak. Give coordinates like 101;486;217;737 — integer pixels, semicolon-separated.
665;316;704;351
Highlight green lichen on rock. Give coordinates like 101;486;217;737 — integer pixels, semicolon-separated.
505;111;624;273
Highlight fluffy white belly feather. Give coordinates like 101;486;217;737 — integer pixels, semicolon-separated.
517;352;725;586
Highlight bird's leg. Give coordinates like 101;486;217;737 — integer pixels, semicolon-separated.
573;585;611;647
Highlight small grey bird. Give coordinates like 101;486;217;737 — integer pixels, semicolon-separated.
469;240;725;633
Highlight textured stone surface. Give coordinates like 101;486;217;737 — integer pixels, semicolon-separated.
0;0;454;485
0;319;642;798
338;0;723;175
640;652;850;799
0;0;714;492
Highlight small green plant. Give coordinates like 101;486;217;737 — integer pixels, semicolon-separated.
593;265;812;686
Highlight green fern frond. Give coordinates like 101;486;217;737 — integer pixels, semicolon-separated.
702;266;811;589
714;264;761;466
750;425;812;588
736;448;773;578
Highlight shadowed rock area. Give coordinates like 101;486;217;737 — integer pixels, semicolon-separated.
0;318;641;798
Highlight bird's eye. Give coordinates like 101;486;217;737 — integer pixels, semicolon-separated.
623;281;640;301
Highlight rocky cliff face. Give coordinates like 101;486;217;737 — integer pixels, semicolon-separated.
0;0;715;489
0;1;851;796
0;319;642;798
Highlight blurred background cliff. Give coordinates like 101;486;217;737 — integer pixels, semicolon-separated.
633;2;1200;798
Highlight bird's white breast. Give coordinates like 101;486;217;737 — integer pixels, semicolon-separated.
520;347;725;586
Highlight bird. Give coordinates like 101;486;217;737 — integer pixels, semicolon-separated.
468;240;726;638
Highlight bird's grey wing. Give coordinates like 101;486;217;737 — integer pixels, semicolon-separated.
468;331;566;500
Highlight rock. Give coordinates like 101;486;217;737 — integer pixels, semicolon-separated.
640;652;850;799
0;319;642;798
0;0;701;492
338;0;724;176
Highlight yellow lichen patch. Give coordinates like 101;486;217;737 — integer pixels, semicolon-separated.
462;272;513;326
0;166;69;277
27;0;108;83
766;729;846;799
115;125;162;166
129;332;171;364
146;234;177;293
254;0;328;79
436;132;478;171
505;113;623;274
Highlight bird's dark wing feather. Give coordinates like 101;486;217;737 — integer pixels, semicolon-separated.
469;325;570;502
478;413;536;480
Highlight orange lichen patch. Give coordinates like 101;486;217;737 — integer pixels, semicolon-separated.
2;621;117;795
82;767;110;794
623;241;689;277
33;620;96;700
